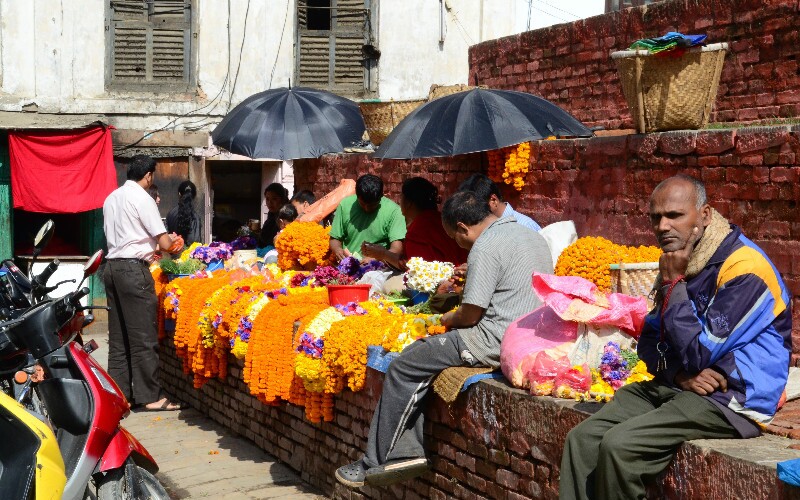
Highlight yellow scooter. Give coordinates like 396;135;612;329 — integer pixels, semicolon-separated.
0;390;66;499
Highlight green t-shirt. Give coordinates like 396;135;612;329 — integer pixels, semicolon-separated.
329;195;407;258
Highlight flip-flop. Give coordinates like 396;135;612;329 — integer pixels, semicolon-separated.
335;460;367;488
365;457;429;487
142;398;182;412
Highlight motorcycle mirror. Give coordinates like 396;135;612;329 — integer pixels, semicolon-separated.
76;250;103;290
33;220;55;258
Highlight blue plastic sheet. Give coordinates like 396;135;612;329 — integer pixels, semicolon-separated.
777;458;800;486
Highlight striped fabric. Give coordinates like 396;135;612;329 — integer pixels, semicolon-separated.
459;216;554;368
638;225;792;433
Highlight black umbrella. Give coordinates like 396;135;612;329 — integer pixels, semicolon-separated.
211;87;366;160
373;88;593;159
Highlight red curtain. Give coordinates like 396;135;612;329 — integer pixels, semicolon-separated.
9;125;118;213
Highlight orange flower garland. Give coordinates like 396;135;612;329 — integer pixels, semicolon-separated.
274;222;332;271
554;236;661;291
151;267;170;341
243;289;329;404
487;142;531;191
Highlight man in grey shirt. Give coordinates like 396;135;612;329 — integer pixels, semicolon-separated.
458;173;542;232
335;191;553;489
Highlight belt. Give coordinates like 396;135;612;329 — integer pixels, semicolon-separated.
107;258;151;266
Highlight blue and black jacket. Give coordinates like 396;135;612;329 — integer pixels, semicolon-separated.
638;224;792;436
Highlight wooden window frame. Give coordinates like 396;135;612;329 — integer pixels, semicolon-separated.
105;0;197;93
295;0;376;98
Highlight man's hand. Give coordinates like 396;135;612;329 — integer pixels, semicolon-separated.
329;239;351;262
675;368;727;396
660;226;699;282
361;242;384;261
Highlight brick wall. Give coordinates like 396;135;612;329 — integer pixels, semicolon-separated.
467;0;800;130
295;126;800;358
159;333;800;499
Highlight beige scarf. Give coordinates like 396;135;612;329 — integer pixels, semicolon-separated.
653;208;731;297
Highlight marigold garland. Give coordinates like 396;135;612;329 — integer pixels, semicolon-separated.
274;222;332;271
554;236;661;291
487;142;531;191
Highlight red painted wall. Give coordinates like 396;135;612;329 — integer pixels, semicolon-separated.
468;0;800;130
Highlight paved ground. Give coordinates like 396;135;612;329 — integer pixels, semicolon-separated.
84;332;324;500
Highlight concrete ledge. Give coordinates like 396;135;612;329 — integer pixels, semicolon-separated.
157;331;800;499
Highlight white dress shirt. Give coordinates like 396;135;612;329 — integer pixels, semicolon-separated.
103;180;167;260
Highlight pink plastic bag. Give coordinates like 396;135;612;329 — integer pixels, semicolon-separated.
553;363;592;397
531;273;648;335
527;352;571;396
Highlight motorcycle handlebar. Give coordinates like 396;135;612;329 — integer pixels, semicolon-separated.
33;259;60;290
71;287;90;306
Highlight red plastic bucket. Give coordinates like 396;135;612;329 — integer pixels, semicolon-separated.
326;284;372;306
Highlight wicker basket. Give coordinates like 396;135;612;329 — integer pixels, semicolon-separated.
427;83;487;101
611;43;728;133
610;262;659;308
358;99;426;146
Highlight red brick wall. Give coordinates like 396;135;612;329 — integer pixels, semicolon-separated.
468;0;800;130
159;337;799;499
295;126;800;359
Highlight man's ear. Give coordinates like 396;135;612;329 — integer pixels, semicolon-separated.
700;203;713;227
456;221;469;234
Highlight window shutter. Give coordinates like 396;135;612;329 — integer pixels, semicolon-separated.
298;35;331;87
109;0;192;88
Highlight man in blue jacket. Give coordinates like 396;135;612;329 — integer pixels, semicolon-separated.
560;174;792;499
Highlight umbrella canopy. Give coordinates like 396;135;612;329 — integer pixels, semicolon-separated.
373;88;593;159
211;87;366;160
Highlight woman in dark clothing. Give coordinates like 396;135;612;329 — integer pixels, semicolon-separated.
259;183;289;247
166;180;201;245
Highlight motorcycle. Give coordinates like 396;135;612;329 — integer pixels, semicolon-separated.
0;221;169;499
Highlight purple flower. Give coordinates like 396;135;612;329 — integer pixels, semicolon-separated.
296;333;324;358
230;235;257;251
335;302;368;316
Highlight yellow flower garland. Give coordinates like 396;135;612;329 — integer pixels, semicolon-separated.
487;142;531;191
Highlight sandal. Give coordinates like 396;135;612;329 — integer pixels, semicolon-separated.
335;460;367;488
365;457;429;487
141;397;182;412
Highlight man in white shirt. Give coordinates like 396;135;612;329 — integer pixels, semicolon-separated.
103;155;183;411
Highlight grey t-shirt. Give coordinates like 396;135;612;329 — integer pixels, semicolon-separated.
457;216;554;368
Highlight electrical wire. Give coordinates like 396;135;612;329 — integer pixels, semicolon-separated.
269;0;291;89
530;4;572;24
446;4;475;46
228;0;252;112
539;0;582;20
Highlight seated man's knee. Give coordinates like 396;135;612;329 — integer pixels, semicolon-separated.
598;425;627;460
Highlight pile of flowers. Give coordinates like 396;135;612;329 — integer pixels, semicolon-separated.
191;242;233;263
274;221;332;271
337;256;386;280
487;142;531;191
404;257;455;294
554;236;661;291
590;342;653;401
230;235;258;251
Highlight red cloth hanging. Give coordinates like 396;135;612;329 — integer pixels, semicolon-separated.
9;125;118;213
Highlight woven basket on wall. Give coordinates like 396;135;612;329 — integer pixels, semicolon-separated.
358;99;426;146
427;83;487;101
610;262;659;308
611;42;728;133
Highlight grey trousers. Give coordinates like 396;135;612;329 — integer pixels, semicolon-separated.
363;330;478;468
103;260;161;405
559;381;739;500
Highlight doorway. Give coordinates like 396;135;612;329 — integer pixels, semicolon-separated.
207;161;262;242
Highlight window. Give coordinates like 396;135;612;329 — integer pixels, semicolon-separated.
605;0;660;12
106;0;195;90
296;0;375;98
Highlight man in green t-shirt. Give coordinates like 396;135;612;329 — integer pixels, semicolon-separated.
329;174;406;261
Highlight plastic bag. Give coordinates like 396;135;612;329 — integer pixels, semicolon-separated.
778;458;800;487
553;363;592;398
538;220;577;268
528;352;571;396
568;324;636;367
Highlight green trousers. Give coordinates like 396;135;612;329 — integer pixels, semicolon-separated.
559;381;739;500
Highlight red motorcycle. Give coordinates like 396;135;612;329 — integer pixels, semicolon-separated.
0;222;168;499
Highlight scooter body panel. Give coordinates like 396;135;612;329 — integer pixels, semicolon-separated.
100;426;159;474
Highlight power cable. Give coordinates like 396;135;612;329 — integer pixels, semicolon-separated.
228;0;252;112
269;0;291;89
539;0;582;20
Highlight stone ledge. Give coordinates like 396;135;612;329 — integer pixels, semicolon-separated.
158;336;800;499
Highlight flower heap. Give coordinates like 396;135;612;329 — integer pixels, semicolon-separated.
590;342;653;401
404;257;455;294
230;235;258;251
554;236;662;291
274;221;332;271
337;256;386;280
487;142;531;191
151;267;170;341
384;313;446;352
191;242;233;264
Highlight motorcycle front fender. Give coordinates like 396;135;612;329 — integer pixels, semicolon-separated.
99;426;158;475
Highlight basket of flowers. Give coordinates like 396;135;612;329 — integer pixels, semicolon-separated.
404;257;455;304
190;242;233;271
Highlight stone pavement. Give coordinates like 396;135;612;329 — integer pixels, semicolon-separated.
84;332;324;500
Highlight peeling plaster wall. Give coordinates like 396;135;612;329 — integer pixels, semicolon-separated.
0;0;294;131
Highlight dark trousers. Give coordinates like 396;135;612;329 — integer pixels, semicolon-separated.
103;260;161;405
559;381;739;500
363;330;478;468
